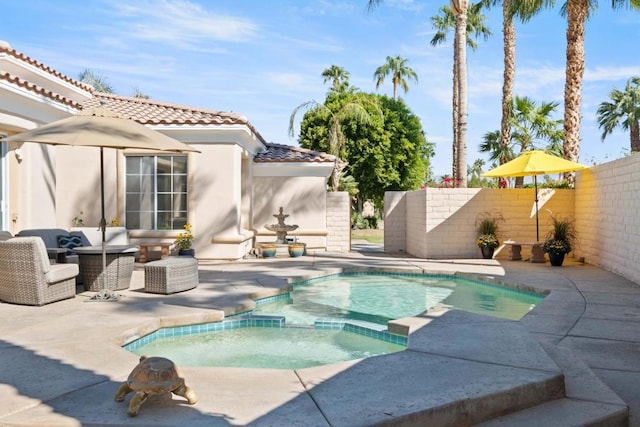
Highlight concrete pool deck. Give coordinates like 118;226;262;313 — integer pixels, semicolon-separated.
0;246;639;426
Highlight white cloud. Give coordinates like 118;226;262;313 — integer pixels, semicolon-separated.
585;66;640;83
108;0;259;48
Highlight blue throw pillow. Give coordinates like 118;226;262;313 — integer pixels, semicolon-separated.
57;234;83;255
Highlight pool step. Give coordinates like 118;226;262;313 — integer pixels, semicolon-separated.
476;398;628;426
476;335;629;425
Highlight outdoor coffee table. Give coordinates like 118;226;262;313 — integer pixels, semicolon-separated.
75;245;139;291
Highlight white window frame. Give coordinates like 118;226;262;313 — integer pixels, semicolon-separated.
124;154;188;230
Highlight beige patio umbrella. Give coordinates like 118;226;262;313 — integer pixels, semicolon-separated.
483;150;588;241
6;107;200;301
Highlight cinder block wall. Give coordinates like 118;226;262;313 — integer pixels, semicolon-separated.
406;191;428;257
575;155;640;283
385;156;640;283
387;187;575;259
384;192;407;253
326;192;350;252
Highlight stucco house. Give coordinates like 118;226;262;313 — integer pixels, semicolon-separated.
0;41;349;259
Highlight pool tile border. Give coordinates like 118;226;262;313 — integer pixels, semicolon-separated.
123;314;407;352
124;271;541;355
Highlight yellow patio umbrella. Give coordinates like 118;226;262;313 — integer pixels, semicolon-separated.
483;150;588;241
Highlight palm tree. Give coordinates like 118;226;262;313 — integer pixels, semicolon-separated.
288;95;382;190
480;96;563;187
449;0;470;187
322;65;350;89
512;0;640;184
132;88;150;99
78;69;114;93
373;55;418;100
431;3;491;186
597;77;640;152
478;0;519;167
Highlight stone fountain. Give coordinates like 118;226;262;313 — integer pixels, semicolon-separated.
265;207;298;244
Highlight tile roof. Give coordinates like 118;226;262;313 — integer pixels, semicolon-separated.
0;44;93;92
1;43;333;164
82;93;267;143
255;143;335;163
0;71;82;108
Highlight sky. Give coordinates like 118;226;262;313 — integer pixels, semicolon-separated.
3;0;640;178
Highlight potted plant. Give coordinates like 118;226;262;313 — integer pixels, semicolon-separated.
288;242;306;257
259;243;277;258
543;215;576;267
475;211;504;259
175;223;195;257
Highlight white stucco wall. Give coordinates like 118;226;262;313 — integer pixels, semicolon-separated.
55;145;119;229
14;143;58;230
193;144;252;259
252;175;328;249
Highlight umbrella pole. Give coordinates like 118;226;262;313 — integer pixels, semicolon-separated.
535;175;540;242
89;147;120;302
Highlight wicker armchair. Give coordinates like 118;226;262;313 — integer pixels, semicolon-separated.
0;237;78;306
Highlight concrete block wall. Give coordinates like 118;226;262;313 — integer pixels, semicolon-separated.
423;188;479;258
387;187;575;259
575;155;640;284
326;191;350;252
385;156;640;284
384;192;407;253
405;190;427;257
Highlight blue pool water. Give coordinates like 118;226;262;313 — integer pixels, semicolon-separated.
130;326;405;370
253;273;542;324
127;273;543;369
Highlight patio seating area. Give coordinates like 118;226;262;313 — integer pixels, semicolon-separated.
0;247;639;425
144;256;199;294
0;236;78;306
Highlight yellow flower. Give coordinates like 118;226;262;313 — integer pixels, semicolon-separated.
476;234;499;249
175;223;194;249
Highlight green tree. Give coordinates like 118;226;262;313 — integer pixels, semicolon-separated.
430;2;491;184
512;0;640;183
480;96;563;187
322;65;350;89
467;158;496;187
295;90;433;207
373;55;418;100
596;77;640;153
78;69;114;93
289;92;381;191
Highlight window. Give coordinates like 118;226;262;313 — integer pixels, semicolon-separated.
125;155;187;230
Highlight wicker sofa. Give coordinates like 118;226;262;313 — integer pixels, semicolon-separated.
0;237;79;305
17;227;130;263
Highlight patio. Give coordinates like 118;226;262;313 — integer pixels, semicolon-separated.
0;247;638;425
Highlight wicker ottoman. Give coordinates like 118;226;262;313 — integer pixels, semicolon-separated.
144;257;199;294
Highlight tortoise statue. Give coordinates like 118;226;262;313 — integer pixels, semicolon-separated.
115;356;198;416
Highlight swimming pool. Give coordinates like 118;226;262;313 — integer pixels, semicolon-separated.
254;272;541;323
126;272;543;369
